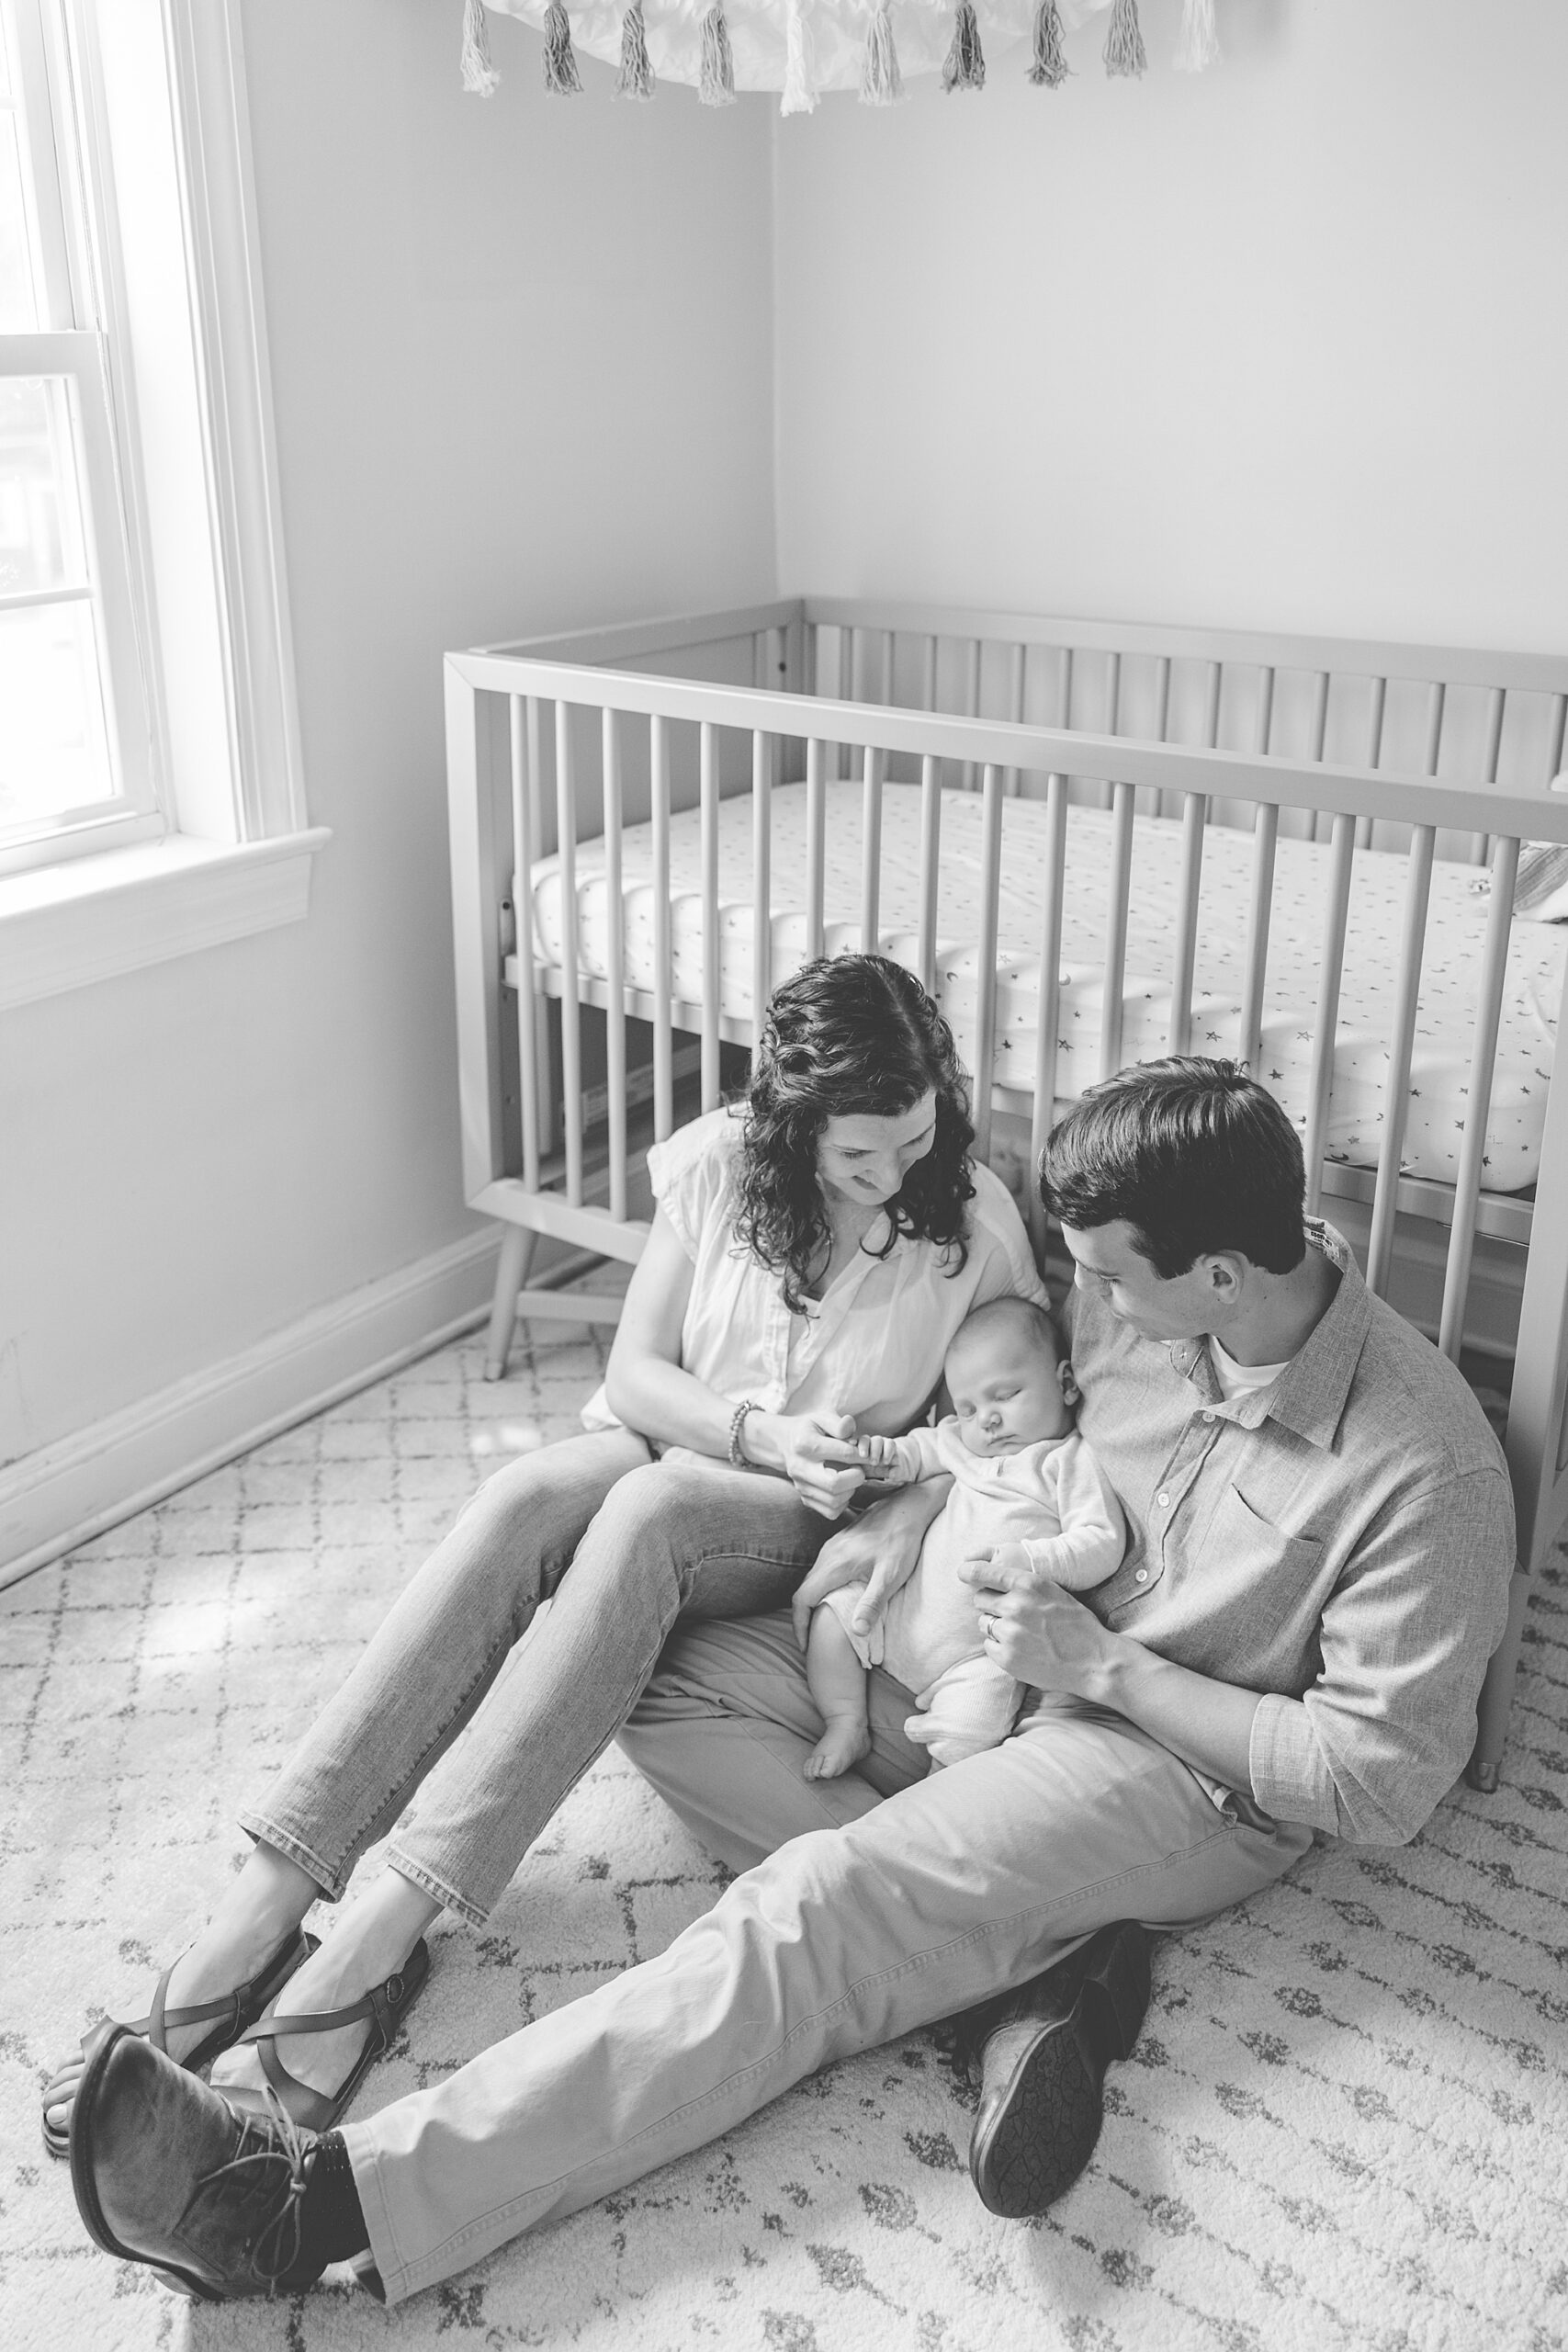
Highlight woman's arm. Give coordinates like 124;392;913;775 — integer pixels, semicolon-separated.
603;1210;868;1519
790;1475;953;1647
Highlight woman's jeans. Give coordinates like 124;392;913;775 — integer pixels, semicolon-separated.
241;1431;838;1927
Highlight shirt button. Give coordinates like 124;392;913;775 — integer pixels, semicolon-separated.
1156;1489;1170;1508
1134;1569;1149;1583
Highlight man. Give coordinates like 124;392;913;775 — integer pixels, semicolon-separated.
68;1060;1514;2306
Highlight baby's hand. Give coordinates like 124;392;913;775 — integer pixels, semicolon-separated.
858;1433;900;1467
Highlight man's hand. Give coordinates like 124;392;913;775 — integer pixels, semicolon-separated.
791;1476;952;1647
959;1544;1265;1790
958;1543;1120;1697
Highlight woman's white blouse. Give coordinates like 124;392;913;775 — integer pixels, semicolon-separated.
581;1105;1046;1449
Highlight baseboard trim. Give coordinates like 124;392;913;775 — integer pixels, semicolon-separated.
0;1227;508;1591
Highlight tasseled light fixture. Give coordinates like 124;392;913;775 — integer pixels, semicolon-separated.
459;0;1227;110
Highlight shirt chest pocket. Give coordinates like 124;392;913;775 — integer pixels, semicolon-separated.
1206;1483;1326;1622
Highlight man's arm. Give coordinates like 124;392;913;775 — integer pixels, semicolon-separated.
964;1463;1514;1838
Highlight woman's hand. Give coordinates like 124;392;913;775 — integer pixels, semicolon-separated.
790;1476;953;1647
958;1543;1121;1697
742;1412;867;1520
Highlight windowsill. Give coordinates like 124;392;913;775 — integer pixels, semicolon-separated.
0;827;332;1011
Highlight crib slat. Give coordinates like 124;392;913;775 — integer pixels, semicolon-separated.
650;713;673;1143
838;628;856;782
1202;659;1222;748
554;702;583;1207
1100;781;1135;1080
1151;654;1173;817
880;629;894;708
860;744;883;951
751;729;772;1044
973;765;1004;1161
1309;671;1330;842
1470;685;1506;865
699;720;721;1111
1099;651;1122;813
962;638;981;791
921;634;937;712
1356;675;1387;853
1027;774;1069;1259
1239;802;1279;1072
602;708;628;1223
1005;641;1025;797
1303;814;1356;1218
806;737;826;962
1438;834;1521;1360
1549;692;1568;780
1365;824;1436;1297
509;696;541;1192
917;753;941;992
1168;792;1206;1057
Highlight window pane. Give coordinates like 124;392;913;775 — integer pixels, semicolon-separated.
0;373;86;592
0;105;37;330
0;596;116;829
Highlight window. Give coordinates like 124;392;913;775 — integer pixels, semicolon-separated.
1;0;156;873
0;0;324;1007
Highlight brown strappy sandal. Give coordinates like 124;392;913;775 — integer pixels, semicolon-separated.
41;1924;313;2160
225;1936;432;2132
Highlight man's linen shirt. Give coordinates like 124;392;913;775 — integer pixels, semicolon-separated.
1066;1222;1514;1846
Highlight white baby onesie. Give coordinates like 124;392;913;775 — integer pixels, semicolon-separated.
823;1420;1125;1767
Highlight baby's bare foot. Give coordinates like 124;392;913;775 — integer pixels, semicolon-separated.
804;1718;872;1781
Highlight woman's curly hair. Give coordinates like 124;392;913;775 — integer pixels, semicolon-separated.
732;955;976;1314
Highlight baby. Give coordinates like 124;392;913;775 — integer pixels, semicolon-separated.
804;1295;1125;1779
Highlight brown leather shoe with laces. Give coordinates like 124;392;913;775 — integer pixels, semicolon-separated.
967;1920;1154;2218
70;2023;329;2301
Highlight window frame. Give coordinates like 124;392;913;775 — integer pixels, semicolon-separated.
0;0;326;1007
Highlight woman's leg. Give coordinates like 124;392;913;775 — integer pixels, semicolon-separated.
47;1429;648;2139
214;1460;835;2107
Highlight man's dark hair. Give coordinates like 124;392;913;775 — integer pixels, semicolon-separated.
1039;1058;1307;1279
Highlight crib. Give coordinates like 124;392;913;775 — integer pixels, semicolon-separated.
444;597;1568;1792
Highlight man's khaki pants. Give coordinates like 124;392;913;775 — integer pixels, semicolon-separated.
346;1611;1312;2305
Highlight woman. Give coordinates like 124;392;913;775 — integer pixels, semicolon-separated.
44;955;1044;2148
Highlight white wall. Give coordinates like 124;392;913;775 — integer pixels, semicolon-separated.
0;0;775;1473
773;0;1568;651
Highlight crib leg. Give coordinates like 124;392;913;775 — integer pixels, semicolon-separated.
483;1225;536;1383
1467;1564;1531;1793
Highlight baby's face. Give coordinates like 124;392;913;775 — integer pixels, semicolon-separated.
946;1324;1075;1458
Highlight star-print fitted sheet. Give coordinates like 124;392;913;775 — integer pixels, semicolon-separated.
529;782;1563;1192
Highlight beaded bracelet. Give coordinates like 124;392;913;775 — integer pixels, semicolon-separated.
728;1398;759;1468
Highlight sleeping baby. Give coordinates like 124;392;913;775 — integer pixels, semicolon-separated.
804;1295;1125;1778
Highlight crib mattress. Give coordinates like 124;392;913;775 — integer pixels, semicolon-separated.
529;784;1563;1192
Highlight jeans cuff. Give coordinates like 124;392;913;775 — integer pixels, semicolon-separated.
238;1813;346;1903
384;1844;492;1931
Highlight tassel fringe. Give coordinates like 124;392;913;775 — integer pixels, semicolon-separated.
942;0;986;93
782;0;818;114
1028;0;1070;86
1174;0;1220;71
700;5;738;105
542;0;583;95
615;3;656;98
860;3;905;105
1102;0;1145;77
459;0;500;96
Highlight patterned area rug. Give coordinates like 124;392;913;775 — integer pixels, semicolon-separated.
4;1317;1565;2352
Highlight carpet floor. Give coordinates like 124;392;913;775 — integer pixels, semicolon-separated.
3;1315;1565;2352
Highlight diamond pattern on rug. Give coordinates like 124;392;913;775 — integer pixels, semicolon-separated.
3;1316;1565;2352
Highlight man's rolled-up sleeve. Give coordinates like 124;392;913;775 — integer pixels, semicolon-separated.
1247;1467;1515;1844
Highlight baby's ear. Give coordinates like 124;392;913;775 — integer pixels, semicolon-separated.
1058;1358;1081;1408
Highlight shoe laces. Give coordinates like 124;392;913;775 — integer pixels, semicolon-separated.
197;2084;318;2291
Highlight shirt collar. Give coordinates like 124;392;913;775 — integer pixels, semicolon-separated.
1168;1221;1368;1448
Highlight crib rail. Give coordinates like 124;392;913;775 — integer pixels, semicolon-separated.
446;605;1568;1794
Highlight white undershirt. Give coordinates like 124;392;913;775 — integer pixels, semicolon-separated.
1207;1333;1292;1402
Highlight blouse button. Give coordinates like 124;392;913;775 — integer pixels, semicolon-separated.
1156;1489;1170;1508
1134;1568;1149;1584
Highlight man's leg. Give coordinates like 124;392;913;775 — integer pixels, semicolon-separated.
344;1614;1311;2304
